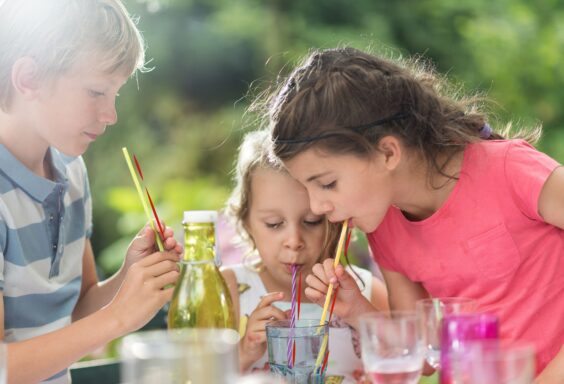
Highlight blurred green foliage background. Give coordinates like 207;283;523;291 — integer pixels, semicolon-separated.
85;0;564;276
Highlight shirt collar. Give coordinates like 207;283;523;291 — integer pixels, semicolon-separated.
0;144;68;202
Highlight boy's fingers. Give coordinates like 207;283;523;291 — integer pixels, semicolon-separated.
153;270;180;289
147;259;179;277
131;225;155;249
138;251;180;267
163;236;179;250
158;286;175;303
163;225;175;237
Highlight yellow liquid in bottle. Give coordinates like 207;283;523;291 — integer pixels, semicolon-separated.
167;217;235;329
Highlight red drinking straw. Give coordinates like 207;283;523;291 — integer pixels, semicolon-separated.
132;153;165;241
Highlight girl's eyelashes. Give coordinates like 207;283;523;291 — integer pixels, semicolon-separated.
265;221;283;229
321;180;337;190
304;218;323;226
263;218;322;229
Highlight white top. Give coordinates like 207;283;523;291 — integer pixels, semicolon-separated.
231;264;374;383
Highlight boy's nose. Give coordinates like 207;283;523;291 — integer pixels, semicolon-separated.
99;102;118;125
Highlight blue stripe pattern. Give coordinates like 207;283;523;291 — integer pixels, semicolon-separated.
0;145;93;383
3;276;82;328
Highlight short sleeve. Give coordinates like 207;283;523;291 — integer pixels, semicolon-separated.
0;217;6;290
504;140;560;221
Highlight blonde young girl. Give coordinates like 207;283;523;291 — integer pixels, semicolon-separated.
222;130;388;381
264;47;564;381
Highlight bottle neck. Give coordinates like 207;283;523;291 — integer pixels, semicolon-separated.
182;222;216;263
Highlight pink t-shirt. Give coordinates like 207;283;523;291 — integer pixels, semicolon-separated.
368;139;563;372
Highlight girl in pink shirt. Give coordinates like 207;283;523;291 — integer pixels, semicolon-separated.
261;47;564;382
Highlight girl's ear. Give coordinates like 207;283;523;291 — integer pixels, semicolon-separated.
377;135;402;171
11;57;42;100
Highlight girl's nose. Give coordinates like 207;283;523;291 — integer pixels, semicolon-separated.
310;198;333;216
283;225;305;251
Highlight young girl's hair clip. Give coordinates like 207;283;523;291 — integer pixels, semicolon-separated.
479;123;492;139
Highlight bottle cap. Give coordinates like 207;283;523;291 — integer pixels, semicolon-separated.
183;210;218;224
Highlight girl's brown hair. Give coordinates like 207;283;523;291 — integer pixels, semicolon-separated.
264;47;540;182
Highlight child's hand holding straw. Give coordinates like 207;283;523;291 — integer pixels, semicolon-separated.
239;292;287;372
121;222;182;272
305;260;377;329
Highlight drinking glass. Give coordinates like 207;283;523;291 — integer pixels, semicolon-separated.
450;339;535;384
120;328;240;384
236;372;286;384
0;342;5;384
358;311;424;384
415;297;476;368
439;313;499;384
266;319;328;384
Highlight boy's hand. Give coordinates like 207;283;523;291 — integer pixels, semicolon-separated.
305;259;375;327
124;223;182;270
106;250;180;333
240;292;287;371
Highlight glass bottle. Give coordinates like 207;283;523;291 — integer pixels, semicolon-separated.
168;210;236;329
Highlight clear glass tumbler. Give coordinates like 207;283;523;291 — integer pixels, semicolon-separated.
358;311;424;384
120;328;240;384
415;297;476;369
266;319;328;384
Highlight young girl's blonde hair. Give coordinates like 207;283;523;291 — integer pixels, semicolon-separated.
0;0;147;111
225;130;340;267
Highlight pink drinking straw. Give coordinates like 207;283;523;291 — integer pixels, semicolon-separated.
298;271;302;320
287;263;298;368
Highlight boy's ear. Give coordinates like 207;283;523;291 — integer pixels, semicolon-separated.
376;135;402;170
11;57;42;99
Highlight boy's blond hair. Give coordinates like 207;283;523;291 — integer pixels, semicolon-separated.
0;0;146;111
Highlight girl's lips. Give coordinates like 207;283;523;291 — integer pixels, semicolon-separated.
283;263;303;274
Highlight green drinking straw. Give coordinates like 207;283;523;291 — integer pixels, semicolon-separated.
122;147;164;252
433;298;443;321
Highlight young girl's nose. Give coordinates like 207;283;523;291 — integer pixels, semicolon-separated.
284;225;305;251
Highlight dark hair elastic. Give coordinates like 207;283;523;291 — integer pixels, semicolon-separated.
274;112;409;144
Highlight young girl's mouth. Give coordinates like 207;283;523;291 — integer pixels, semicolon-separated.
283;263;303;274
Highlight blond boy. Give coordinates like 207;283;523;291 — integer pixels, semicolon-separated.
0;1;181;382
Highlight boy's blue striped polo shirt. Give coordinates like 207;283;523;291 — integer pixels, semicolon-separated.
0;144;92;383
